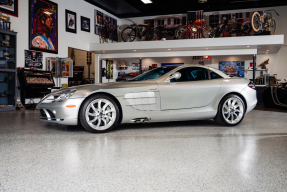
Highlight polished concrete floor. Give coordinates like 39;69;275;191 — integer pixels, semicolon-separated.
0;109;287;192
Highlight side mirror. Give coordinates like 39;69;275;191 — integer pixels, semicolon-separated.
168;72;181;81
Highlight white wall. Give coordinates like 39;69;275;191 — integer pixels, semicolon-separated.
10;0;119;85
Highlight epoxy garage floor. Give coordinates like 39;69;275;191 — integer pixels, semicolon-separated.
1;109;287;192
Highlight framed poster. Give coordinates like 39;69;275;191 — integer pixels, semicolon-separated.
94;9;118;41
0;0;18;17
25;50;43;69
65;9;76;34
219;61;245;78
106;60;113;79
29;0;58;54
81;16;90;32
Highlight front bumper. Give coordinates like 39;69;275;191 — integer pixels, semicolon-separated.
36;98;85;125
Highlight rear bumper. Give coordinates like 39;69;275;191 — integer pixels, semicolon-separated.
241;86;257;113
36;98;84;125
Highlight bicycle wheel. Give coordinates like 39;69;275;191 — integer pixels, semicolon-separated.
121;27;136;42
251;12;261;32
175;26;190;39
269;17;277;35
202;26;215;38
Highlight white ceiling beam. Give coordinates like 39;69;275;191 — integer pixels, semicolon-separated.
99;49;257;59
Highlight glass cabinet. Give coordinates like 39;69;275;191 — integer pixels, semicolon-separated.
0;29;17;111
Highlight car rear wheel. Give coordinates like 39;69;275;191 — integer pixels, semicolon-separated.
214;94;245;126
80;94;120;133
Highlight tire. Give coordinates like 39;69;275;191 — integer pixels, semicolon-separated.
79;94;120;133
121;27;136;42
214;94;246;126
269;17;277;35
251;12;261;32
241;22;252;34
202;26;215;38
145;29;154;41
175;26;190;39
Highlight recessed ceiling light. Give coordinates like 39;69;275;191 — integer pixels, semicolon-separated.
206;48;208;49
103;51;105;53
247;46;250;47
267;50;269;51
134;50;136;52
168;49;171;50
141;0;152;4
198;0;207;3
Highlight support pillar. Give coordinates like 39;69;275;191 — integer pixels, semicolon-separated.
139;58;142;74
253;54;256;84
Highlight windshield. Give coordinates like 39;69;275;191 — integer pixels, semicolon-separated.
130;66;177;81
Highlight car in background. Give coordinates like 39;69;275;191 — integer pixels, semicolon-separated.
37;64;257;133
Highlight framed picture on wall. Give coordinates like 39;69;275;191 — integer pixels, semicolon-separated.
0;0;18;17
81;16;90;32
65;9;76;33
29;0;58;54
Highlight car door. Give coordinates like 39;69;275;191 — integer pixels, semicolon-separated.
158;67;221;110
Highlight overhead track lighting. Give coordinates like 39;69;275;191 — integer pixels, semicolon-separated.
141;0;153;4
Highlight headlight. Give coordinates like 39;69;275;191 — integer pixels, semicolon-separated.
54;89;77;102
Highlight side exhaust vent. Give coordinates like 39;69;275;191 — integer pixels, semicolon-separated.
131;117;150;123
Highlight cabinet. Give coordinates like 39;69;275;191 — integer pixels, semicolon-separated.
0;29;17;111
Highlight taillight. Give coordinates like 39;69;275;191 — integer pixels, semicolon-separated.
248;82;256;89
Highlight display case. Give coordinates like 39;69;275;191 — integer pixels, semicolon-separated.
0;29;17;111
17;69;55;106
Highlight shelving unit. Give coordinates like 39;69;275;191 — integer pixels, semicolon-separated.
0;29;17;111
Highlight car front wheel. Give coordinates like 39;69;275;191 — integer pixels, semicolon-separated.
215;94;246;126
80;94;120;133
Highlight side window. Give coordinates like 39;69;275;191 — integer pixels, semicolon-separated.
210;71;223;79
171;67;209;82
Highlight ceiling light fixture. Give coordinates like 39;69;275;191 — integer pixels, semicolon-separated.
206;48;208;49
134;50;136;52
141;0;153;4
198;0;207;3
267;50;269;51
168;49;171;50
247;46;250;47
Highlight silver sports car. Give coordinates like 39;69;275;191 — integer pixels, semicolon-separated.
37;64;257;133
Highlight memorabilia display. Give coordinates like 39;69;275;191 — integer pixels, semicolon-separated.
95;9;118;41
0;29;17;111
106;59;113;79
37;64;257;133
46;57;73;78
219;61;245;78
17;68;55;107
0;0;18;17
81;16;90;32
251;9;278;35
29;0;58;54
25;50;43;69
65;9;76;34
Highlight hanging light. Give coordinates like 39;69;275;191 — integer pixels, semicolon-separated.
141;0;153;4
